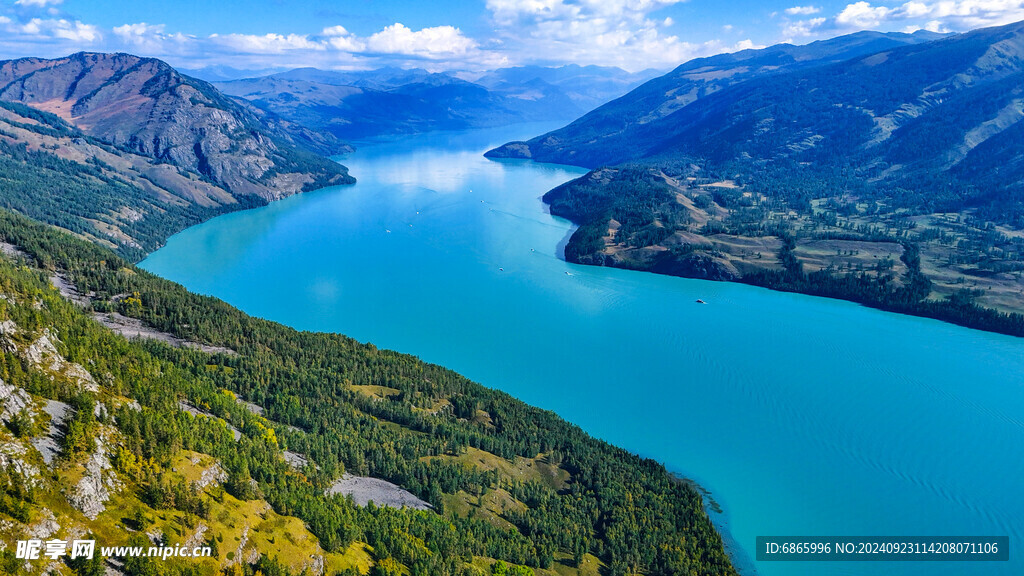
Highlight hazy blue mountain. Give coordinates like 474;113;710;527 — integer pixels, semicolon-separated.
215;63;658;140
215;73;548;140
266;66;437;89
178;64;286;82
218;70;568;140
476;64;662;110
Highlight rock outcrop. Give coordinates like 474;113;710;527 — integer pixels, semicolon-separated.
31;399;72;466
24;329;99;392
0;380;32;423
67;436;120;519
194;461;228;491
0;441;41;486
326;474;431;510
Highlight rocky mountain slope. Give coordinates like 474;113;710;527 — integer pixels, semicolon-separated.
0;52;354;258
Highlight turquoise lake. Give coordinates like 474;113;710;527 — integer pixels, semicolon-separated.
141;124;1024;576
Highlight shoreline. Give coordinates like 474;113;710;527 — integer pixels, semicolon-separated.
126;142;744;575
514;156;1024;339
555;237;1024;338
673;473;758;576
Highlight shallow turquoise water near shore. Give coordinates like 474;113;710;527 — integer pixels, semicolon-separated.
142;124;1024;576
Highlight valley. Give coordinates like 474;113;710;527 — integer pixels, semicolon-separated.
1;10;1024;576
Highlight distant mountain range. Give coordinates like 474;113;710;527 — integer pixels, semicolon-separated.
0;52;353;257
488;24;1024;335
214;65;658;140
178;64;288;82
474;64;662;112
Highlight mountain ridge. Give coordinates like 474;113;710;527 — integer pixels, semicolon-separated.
485;29;946;167
0;52;352;198
0;52;354;259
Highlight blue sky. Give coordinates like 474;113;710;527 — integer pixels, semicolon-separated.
2;0;1023;72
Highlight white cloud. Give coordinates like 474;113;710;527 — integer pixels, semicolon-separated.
903;19;950;32
321;25;349;37
6;0;1023;75
366;24;476;56
321;25;364;52
921;0;1024;27
484;0;707;70
731;39;765;51
115;21;489;68
785;5;821;15
835;1;893;28
784;17;827;36
89;21;497;71
487;0;583;26
20;18;101;42
209;32;324;53
831;0;1024;33
112;22;192;53
113;22;163;45
901;2;932;18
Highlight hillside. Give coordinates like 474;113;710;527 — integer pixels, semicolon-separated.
487;23;1024;335
0;209;736;576
0;53;354;259
485;30;943;167
215;65;653;140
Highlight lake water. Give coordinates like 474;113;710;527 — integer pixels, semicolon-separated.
141;124;1024;576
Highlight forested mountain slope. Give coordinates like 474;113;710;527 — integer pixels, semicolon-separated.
485;22;1024;334
0;53;354;259
0;210;736;576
